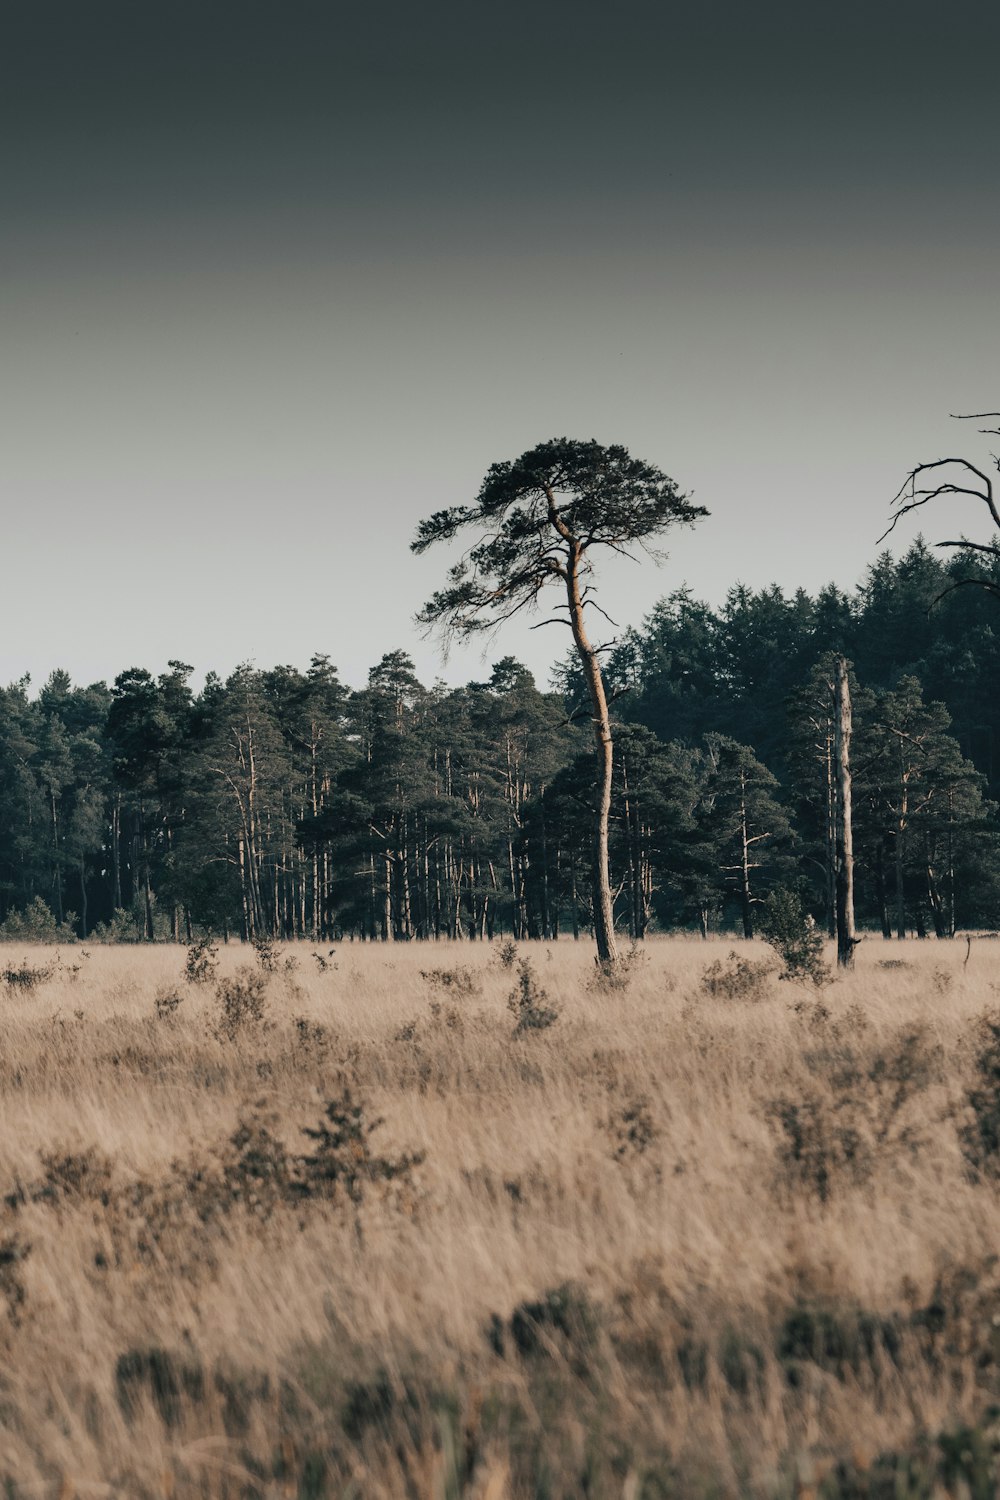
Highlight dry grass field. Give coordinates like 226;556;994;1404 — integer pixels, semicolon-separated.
2;936;1000;1498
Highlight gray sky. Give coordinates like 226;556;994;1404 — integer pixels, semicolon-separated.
3;1;999;692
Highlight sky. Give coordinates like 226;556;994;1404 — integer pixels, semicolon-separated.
3;1;1000;694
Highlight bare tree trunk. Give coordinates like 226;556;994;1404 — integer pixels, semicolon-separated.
564;541;619;964
834;657;857;968
739;771;754;940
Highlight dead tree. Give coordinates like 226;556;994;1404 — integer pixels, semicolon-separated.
881;411;1000;600
833;656;857;967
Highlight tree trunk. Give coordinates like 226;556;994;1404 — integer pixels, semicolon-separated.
739;771;754;940
563;540;619;965
833;657;857;968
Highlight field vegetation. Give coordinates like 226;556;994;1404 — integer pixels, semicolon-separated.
2;937;1000;1496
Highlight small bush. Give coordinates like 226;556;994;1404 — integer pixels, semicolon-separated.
590;943;647;994
1;958;55;993
297;1089;424;1206
184;936;219;985
312;949;338;972
488;1283;598;1363
773;1025;942;1200
495;938;519;970
758;888;832;987
419;966;482;999
961;1011;1000;1173
154;986;184;1022
0;1235;30;1320
508;959;559;1034
609;1096;657;1160
115;1347;205;1427
90;908;143;943
221;1111;294;1218
701;950;773;1001
213;965;269;1042
0;896;77;945
251;936;282;973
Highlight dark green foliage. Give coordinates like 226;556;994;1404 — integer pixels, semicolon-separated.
0;535;998;944
0;897;77;945
758;888;831;986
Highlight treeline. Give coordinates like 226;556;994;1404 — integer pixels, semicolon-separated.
2;539;1000;942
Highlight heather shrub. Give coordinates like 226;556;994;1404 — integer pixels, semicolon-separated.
419;965;482;999
213;965;269;1042
495;938;519;970
251;935;282;973
184;935;219;985
589;943;647;994
961;1010;1000;1173
1;958;56;993
701;950;774;1001
773;1025;942;1200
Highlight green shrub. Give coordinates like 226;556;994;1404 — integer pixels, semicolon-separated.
0;896;77;945
758;888;831;987
508;959;559;1034
184;935;219;985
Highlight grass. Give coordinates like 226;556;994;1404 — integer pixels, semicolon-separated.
0;935;999;1496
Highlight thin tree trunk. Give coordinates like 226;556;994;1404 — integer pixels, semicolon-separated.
834;657;856;968
564;543;619;964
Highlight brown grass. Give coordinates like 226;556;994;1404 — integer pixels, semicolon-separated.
0;935;999;1497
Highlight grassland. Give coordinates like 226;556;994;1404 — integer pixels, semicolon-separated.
1;936;1000;1497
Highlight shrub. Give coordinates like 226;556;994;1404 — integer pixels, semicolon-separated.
296;1089;424;1206
757;888;831;987
961;1010;1000;1173
419;966;482;998
90;907;143;943
0;1235;30;1320
609;1096;657;1160
251;935;282;973
508;959;559;1034
701;950;773;1001
213;965;269;1042
0;896;77;945
773;1025;942;1200
221;1112;294;1218
590;943;647;995
184;936;219;985
495;938;519;970
115;1347;205;1427
1;958;56;993
488;1283;598;1363
154;986;184;1021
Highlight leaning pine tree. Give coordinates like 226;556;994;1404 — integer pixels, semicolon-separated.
412;437;706;964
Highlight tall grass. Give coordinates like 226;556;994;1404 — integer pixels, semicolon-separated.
0;936;998;1496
